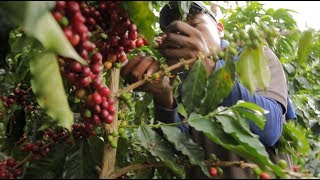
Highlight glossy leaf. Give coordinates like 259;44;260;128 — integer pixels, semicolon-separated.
283;121;310;156
236;46;271;94
215;114;269;157
137;126;185;178
0;2;86;64
122;1;157;43
24;144;67;179
182;60;207;113
63;139;98;179
87;136;104;167
31;12;86;65
188;113;284;177
161;126;210;177
29;52;73;131
0;1;54;33
200;66;235;115
232;101;266;129
297;30;314;65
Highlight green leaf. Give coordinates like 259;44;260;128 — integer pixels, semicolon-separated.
87;136;104;167
0;1;54;33
161;126;210;177
188;113;284;177
122;1;157;43
232;101;266;129
182;60;207;113
63;139;98;179
24;143;67;179
215;114;269;157
177;102;188;117
236;46;271;94
29;52;73;131
297;29;314;65
31;12;86;65
137;126;185;178
200;66;235;115
283;121;310;156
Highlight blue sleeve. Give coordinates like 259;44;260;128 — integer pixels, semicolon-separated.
154;101;189;133
221;80;284;147
286;97;297;120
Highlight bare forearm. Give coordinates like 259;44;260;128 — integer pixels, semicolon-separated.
153;91;174;109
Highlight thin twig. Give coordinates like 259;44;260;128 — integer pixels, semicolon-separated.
119;57;198;95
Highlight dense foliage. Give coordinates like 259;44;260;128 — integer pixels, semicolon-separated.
0;1;318;179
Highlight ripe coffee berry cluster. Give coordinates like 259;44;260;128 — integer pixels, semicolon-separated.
20;140;50;160
78;1;146;68
53;1;115;127
1;84;29;109
0;158;23;179
43;128;69;143
72;123;96;139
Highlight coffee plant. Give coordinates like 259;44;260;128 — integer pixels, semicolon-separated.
0;1;319;179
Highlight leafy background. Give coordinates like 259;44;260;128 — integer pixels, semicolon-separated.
0;1;319;179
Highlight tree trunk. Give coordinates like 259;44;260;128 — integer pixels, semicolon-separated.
99;68;120;178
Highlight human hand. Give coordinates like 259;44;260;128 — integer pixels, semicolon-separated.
158;20;211;66
120;55;174;108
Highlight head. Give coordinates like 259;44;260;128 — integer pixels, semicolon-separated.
159;1;224;53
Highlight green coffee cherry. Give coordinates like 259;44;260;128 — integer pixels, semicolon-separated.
84;109;92;118
120;133;128;139
107;135;114;142
127;101;134;110
120;92;131;101
251;39;260;49
118;112;126;120
212;55;219;62
110;140;117;148
151;73;160;80
229;47;238;56
217;167;223;176
112;130;119;137
217;51;225;59
233;32;240;41
239;29;247;40
245;39;252;47
100;33;108;40
120;120;128;126
114;62;121;69
278;159;287;169
59;17;69;27
209;154;217;162
118;128;125;135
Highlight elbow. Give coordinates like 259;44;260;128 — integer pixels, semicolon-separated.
249;100;284;147
260;132;282;147
258;115;283;147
